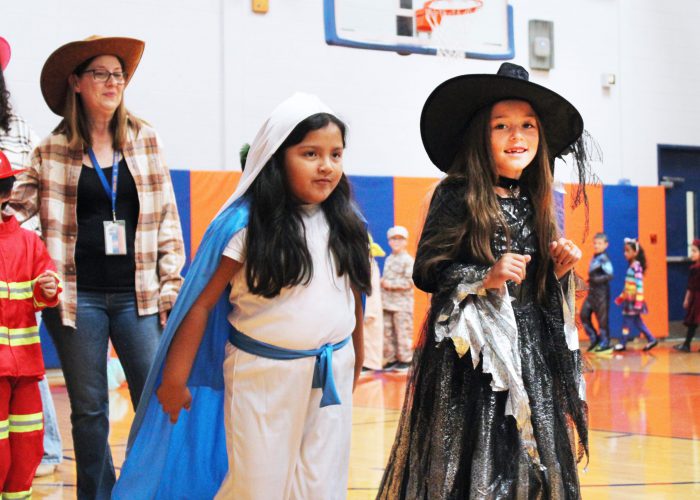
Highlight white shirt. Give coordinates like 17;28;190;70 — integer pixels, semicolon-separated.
223;204;356;350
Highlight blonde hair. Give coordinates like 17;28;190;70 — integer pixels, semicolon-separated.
53;56;143;151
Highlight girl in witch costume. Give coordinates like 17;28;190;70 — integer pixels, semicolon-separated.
377;63;591;499
113;93;370;500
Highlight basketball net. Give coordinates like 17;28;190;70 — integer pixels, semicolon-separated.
421;0;483;59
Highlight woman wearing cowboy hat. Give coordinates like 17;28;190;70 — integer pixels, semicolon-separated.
377;63;592;499
10;35;185;499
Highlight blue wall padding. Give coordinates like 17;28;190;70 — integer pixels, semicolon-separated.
348;175;395;270
170;170;192;276
603;185;639;341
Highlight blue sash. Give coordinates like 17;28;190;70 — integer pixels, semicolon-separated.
228;328;350;408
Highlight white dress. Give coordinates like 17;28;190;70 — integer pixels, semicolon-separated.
215;204;356;500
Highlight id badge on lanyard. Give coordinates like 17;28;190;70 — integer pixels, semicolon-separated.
88;148;128;255
104;220;127;255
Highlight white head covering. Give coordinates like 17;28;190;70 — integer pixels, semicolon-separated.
215;92;334;217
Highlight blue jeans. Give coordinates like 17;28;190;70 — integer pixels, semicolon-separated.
619;314;656;346
38;376;63;465
42;291;161;500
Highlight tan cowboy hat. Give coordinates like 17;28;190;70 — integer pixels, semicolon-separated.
40;35;144;116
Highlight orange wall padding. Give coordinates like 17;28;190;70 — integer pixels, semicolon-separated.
393;177;440;344
564;184;604;340
638;186;669;338
189;171;241;255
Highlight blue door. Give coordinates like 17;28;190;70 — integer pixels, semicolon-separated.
658;145;700;335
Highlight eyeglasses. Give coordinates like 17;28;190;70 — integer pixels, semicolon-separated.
81;69;127;84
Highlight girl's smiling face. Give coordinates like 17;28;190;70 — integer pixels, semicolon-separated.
284;122;344;205
489;100;540;179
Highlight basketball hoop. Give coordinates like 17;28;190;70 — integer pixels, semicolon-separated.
416;0;484;59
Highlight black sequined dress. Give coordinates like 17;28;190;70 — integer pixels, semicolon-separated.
377;179;588;499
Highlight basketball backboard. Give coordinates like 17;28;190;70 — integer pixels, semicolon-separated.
324;0;514;60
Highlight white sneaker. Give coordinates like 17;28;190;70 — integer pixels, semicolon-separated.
34;463;57;477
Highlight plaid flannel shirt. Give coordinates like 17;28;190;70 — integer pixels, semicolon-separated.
10;123;185;328
0;114;41;171
0;114;42;234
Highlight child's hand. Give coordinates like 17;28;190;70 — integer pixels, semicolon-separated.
380;279;391;291
156;382;192;424
160;310;169;328
483;253;532;289
36;272;59;299
549;238;582;279
683;298;689;309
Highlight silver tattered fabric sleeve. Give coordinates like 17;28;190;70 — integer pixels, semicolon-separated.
433;265;542;465
435;264;488;356
559;271;587;402
560;271;579;351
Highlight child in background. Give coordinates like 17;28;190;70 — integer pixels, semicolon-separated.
0;150;62;498
614;237;658;351
674;238;700;352
381;225;415;371
363;235;385;371
114;93;371;499
580;232;614;351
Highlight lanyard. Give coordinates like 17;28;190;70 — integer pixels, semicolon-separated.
88;148;120;222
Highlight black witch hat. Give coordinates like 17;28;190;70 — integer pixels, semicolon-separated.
421;62;584;172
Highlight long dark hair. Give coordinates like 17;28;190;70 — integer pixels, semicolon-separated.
0;68;12;133
418;101;557;301
244;113;371;298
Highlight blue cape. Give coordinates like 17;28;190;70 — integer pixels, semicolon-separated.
113;199;249;500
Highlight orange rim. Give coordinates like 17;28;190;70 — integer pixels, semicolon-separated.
423;0;483;16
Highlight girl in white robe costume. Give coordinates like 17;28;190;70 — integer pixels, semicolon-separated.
114;94;370;500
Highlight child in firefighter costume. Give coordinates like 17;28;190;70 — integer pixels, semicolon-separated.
0;150;62;499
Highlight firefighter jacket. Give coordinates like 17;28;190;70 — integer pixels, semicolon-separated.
0;214;61;377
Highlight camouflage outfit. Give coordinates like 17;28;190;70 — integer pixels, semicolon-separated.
382;252;415;363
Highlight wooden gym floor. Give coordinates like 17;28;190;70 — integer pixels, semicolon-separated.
33;340;700;499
